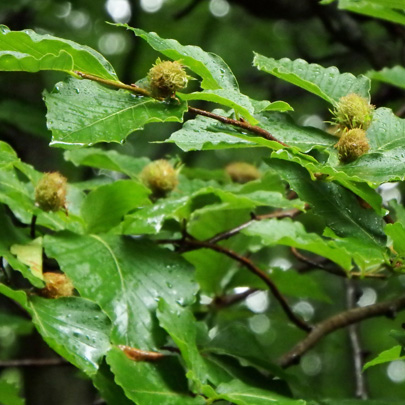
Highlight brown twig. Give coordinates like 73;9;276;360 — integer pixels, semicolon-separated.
207;208;303;244
30;215;37;239
174;238;311;332
74;71;151;96
188;106;288;146
291;247;387;279
345;279;368;399
212;288;259;310
0;358;69;368
74;71;288;147
278;294;405;368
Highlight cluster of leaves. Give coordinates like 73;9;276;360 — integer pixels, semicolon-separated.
1;4;405;403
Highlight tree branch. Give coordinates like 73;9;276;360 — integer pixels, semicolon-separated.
206;208;302;244
212;288;259;310
291;247;387;279
0;358;69;368
171;237;311;332
278;294;405;368
187;106;288;146
345;279;368;399
74;71;288;147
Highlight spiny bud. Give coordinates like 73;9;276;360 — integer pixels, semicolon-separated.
148;58;188;98
332;93;375;130
40;272;74;299
225;162;261;184
140;159;178;198
335;128;370;163
35;172;67;212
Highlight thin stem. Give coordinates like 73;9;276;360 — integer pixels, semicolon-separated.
74;71;151;97
212;288;259;310
74;71;288;147
207;208;302;244
188;106;288;146
346;279;368;399
178;238;311;332
30;215;37;239
0;358;69;368
278;294;405;368
291;247;387;279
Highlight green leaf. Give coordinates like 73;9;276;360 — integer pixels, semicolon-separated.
255;112;336;153
0;26;117;79
0;379;24;405
0;165;85;233
385;223;405;256
121;195;189;235
180;90;258;124
106;348;206;405
117;25;238;90
367;66;405;90
0;284;111;376
253;54;370;103
243;218;352;270
215;379;306;405
337;0;405;25
0;141;19;169
92;362;134;405
270;149;386;215
44;233;198;349
363;345;405;371
64;148;150;178
265;268;331;303
44;77;188;148
337;109;405;183
167;108;328;152
390;329;405;346
29;296;112;376
271;159;387;271
0;205;43;287
81;180;151;233
10;237;43;280
157;299;209;389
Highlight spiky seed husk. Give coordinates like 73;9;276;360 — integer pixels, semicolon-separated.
225;162;261;184
332;93;375;130
335;128;370;162
35;172;67;212
40;272;74;298
148;59;188;98
140;159;178;198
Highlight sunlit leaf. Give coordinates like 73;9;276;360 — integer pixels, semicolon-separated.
116;25;238;90
81;180;151;233
363;345;405;371
0;284;111;376
0;26;117;79
45;77;188;148
243;218;352;270
253;54;370;103
44;233;199;349
64;148;150;178
106;347;206;405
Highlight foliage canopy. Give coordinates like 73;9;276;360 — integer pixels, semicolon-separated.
1;1;405;404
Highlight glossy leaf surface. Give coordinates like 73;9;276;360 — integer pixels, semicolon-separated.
0;285;111;376
45;77;188;148
0;26;117;79
118;25;238;90
44;233;198;349
253;55;370;103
